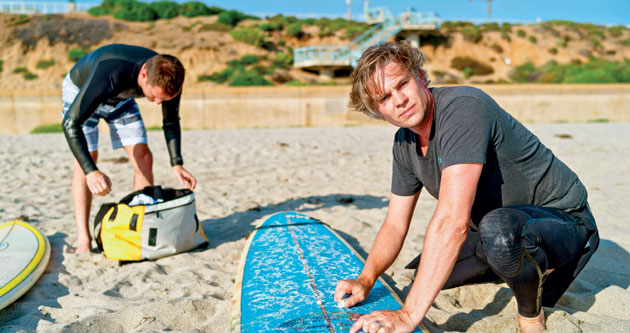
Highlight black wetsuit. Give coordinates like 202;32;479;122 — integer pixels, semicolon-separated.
62;44;183;175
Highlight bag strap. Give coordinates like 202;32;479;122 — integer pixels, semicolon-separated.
93;202;116;252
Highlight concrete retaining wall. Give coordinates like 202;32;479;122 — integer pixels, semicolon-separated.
1;84;629;134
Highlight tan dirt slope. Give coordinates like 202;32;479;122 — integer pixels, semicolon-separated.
0;12;629;90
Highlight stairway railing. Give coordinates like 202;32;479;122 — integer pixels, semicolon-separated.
293;7;440;68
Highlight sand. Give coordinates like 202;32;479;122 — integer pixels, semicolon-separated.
1;122;629;332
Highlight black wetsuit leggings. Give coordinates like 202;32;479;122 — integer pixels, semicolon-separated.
420;204;597;318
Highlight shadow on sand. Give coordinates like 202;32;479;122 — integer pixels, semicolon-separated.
200;193;388;250
427;239;630;332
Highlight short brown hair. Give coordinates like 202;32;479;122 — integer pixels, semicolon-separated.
145;54;185;96
349;40;429;120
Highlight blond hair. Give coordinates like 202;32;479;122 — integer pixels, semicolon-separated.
349;40;428;120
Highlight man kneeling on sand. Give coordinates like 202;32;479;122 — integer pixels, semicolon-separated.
61;44;197;253
334;40;599;332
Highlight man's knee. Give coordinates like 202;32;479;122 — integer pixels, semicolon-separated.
130;144;153;170
479;207;529;276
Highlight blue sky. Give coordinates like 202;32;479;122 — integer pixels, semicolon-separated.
200;0;629;26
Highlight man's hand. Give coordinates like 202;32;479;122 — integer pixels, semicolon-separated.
334;277;374;308
85;170;112;196
350;308;417;333
172;165;197;190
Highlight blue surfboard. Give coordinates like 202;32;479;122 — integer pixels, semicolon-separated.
231;211;425;332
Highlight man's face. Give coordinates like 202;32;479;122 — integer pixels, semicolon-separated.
372;61;432;131
138;66;176;105
142;83;174;105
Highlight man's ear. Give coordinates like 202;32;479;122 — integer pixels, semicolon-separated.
417;69;425;84
138;64;149;88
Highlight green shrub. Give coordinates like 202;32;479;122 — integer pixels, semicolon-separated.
218;10;243;26
549;47;558;55
272;51;293;69
88;6;110;16
12;67;28;74
113;1;157;22
36;59;56;70
30;123;63;134
490;43;503;53
556;38;567;47
461;26;482;43
565;68;617;83
229;70;272;86
509;59;630;83
584;24;605;40
252;65;273;76
207;6;224;15
441;21;473;33
198;22;231;32
149;1;179;19
231;26;268;47
480;22;499;32
9;14;30;26
259;22;283;32
462;67;472;79
0;60;3;73
344;25;368;40
198;71;229;83
88;0;134;17
218;9;259;26
268;14;298;25
23;72;38;80
287;22;304;38
240;54;259;65
621;39;630;46
608;25;625;38
509;62;537;82
589;36;603;50
450;56;493;76
517;29;526;37
528;36;537;43
178;1;208;17
68;48;86;61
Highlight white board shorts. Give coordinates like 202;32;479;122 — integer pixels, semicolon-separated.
61;73;148;152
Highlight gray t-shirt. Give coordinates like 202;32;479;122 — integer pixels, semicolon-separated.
392;86;587;224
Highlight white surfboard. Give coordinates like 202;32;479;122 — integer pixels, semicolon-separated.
0;220;51;311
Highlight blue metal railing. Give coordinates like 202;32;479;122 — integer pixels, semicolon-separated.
0;1;97;14
294;7;440;68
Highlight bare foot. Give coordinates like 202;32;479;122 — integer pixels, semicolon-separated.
66;240;92;254
518;309;546;333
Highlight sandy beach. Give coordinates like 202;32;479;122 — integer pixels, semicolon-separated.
1;122;629;332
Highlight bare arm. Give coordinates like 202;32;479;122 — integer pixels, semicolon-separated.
402;163;482;323
334;191;420;306
350;163;483;332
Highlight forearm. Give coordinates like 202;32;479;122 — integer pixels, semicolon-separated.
403;216;469;323
62;117;97;174
162;96;183;166
359;217;410;286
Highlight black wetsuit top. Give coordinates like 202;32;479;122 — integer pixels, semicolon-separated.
62;44;183;175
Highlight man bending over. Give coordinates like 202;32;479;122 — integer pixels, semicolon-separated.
62;44;197;253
